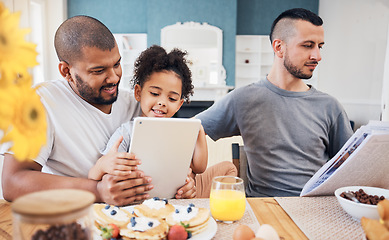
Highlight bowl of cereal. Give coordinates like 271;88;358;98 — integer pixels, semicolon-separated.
335;186;389;220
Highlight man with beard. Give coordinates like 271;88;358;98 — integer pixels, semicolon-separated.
196;8;354;197
2;16;195;206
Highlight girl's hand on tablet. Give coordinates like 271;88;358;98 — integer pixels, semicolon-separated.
89;136;141;180
175;168;196;199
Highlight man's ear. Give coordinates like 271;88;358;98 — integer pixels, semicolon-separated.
58;61;72;82
272;39;284;58
134;84;141;102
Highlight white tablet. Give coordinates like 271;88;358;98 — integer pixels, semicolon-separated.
129;117;201;199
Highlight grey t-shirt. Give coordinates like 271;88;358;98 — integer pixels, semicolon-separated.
196;78;354;197
102;121;134;155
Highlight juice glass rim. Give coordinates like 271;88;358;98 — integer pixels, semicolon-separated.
212;176;244;185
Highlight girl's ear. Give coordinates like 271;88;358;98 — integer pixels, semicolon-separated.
175;98;185;113
179;99;184;108
58;61;73;83
134;84;142;102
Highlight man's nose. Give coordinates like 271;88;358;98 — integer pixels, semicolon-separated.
106;66;121;83
310;47;322;62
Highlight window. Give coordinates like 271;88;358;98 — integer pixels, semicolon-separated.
30;0;46;84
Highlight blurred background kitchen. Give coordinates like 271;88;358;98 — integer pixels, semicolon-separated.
2;0;389;199
4;0;389;128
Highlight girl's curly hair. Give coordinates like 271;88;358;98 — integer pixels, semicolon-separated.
131;45;194;103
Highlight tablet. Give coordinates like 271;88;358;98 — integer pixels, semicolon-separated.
129;117;201;199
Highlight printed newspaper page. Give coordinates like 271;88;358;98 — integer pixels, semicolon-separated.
300;121;389;197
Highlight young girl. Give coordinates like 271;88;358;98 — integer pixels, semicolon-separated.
88;45;208;186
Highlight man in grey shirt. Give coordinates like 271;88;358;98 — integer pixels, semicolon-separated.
196;8;354;197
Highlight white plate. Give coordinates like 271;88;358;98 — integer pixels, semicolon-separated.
95;204;217;240
189;217;217;240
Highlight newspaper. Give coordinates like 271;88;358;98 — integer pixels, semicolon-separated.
300;120;389;197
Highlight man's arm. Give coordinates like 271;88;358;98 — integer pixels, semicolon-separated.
2;153;99;201
2;153;153;206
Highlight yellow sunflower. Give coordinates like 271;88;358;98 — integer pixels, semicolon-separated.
0;83;47;161
0;2;38;87
0;2;5;13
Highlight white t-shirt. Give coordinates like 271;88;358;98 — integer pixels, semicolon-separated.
35;79;140;177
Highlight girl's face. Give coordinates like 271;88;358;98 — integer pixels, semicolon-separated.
134;71;184;118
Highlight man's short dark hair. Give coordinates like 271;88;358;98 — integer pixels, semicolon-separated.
270;8;323;43
54;15;116;64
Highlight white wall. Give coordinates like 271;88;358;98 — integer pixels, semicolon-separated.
318;0;389;130
45;0;67;81
382;24;389;121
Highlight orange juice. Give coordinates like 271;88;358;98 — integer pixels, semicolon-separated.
209;189;246;221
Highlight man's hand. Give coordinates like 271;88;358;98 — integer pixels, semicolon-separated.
97;171;153;206
175;168;196;199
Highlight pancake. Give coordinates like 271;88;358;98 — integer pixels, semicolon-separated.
94;201;210;239
93;203;132;227
188;220;209;236
165;203;210;227
134;197;175;219
120;215;169;239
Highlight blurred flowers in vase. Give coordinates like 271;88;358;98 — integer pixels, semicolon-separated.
0;2;47;161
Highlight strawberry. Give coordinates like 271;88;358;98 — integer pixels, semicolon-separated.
100;223;120;240
167;224;188;240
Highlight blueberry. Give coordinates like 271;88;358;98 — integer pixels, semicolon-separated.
148;222;153;227
187;231;192;239
187;207;192;213
130;217;137;227
153;197;160;201
110;209;117;215
175;209;180;214
104;204;110;210
189;203;195;207
163;198;168;204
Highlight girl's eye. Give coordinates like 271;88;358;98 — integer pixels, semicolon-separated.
150;92;159;96
169;97;178;102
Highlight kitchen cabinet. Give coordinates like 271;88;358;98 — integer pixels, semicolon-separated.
235;35;273;88
161;22;231;101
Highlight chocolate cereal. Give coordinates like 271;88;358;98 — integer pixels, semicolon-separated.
341;188;385;205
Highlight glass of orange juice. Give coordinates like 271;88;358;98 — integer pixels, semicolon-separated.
209;176;246;223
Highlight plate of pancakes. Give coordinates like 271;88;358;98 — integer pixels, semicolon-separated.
93;197;217;239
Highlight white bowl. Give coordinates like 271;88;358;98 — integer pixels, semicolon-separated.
334;186;389;220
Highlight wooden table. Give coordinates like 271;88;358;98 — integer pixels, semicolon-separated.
0;198;307;240
0;200;12;240
247;198;308;240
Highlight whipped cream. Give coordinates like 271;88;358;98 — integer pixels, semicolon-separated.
142;198;167;210
102;205;130;222
128;216;160;232
172;204;199;222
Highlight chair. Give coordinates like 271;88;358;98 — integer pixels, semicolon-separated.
232;143;248;189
